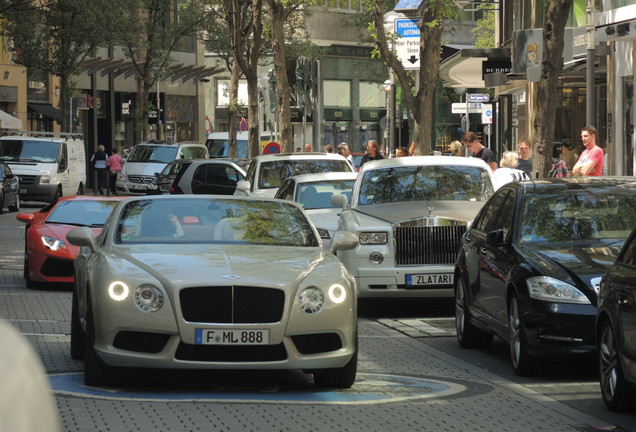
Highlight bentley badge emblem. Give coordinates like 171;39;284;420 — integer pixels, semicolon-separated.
221;274;242;280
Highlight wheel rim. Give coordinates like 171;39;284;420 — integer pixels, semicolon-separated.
599;324;619;400
509;298;522;366
455;279;466;337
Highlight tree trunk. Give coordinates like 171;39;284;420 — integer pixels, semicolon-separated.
228;59;240;158
267;0;292;153
247;77;260;158
533;0;572;178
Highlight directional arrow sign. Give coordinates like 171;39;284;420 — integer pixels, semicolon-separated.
394;19;420;70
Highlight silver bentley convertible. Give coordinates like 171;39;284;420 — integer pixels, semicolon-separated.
68;195;359;388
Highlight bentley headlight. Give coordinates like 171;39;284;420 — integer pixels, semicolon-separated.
526;276;591;304
298;287;324;314
41;235;66;250
134;284;164;312
359;232;387;244
328;284;346;304
108;281;129;301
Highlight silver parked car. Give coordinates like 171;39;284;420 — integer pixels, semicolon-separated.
275;172;358;250
68;195;359;388
333;156;495;298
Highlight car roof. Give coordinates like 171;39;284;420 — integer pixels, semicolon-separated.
252;152;349;162
135;141;205;148
55;195;127;203
359;155;492;170
516;176;636;191
282;172;358;183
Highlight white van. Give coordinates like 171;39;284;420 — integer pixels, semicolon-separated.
0;132;86;202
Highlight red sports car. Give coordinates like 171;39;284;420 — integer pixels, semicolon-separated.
17;195;124;288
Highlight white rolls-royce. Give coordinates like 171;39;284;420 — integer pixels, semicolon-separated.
333;156;495;298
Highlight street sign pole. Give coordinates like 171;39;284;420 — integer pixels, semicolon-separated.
465;94;469;133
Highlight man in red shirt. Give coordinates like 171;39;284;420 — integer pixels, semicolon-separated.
572;125;604;176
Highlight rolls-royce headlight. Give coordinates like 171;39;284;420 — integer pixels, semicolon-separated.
134;284;164;312
298;287;324;314
526;276;591;304
41;235;66;250
328;284;346;304
108;281;129;301
359;232;387;244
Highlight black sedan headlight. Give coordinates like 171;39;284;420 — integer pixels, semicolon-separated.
526;276;591;304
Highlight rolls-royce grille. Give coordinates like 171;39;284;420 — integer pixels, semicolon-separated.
180;286;285;324
395;225;466;266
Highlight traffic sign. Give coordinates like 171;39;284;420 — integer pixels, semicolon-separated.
263;142;280;154
394;19;420;70
467;93;490;103
481;104;493;124
451;103;482;114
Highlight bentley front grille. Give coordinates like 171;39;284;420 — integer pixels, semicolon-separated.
395;225;466;266
180;286;285;324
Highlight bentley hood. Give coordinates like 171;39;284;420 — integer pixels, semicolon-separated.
114;244;326;288
352;200;485;224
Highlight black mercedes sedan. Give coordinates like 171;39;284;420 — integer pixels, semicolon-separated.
455;177;636;376
597;227;636;411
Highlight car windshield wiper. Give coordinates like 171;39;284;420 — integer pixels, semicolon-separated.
46;221;91;227
145;159;167;163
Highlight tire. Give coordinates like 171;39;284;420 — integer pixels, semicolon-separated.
313;330;358;389
8;194;19;212
70;290;85;360
0;191;4;215
52;186;62;202
599;320;634;411
84;296;122;386
456;277;493;348
509;294;535;376
23;248;36;289
76;183;84;195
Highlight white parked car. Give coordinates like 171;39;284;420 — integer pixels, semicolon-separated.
67;195;359;388
333;156;495;298
275;172;358;250
234;153;354;198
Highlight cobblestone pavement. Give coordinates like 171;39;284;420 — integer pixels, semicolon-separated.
1;210;636;432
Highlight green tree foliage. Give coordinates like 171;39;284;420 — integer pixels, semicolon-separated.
3;0;107;131
472;4;495;49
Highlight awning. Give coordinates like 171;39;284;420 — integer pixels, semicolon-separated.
439;48;511;89
0;109;23;130
28;103;62;122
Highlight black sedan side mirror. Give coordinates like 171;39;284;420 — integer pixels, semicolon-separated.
486;229;507;247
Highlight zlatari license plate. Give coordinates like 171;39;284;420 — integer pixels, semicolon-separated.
406;273;454;286
195;329;270;345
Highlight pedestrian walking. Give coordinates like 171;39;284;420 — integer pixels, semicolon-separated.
572;125;604;176
549;146;570;178
360;140;384;167
517;140;533;178
462;132;497;172
492;151;530;188
336;142;354;167
107;147;123;195
90;145;109;195
449;140;464;156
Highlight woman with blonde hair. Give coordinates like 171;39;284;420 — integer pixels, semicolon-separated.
492;151;530;189
449;140;464;156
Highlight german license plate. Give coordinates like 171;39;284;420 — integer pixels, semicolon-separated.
195;329;269;345
406;273;454;286
130;184;147;191
19;188;27;194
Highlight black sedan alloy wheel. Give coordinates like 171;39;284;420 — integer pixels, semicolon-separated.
455;277;492;348
598;320;634;411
